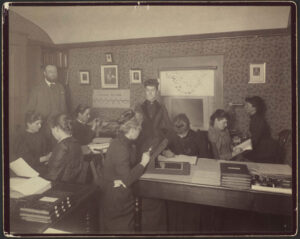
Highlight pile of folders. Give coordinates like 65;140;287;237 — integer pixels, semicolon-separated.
19;190;73;224
220;163;252;189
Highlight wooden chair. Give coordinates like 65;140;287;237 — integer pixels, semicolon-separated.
277;129;292;165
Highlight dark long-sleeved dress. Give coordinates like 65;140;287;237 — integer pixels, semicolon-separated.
244;114;280;163
100;133;145;233
45;136;83;182
14;130;50;176
135;100;171;233
72;120;95;145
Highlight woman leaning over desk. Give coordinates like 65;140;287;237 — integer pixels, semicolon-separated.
72;104;101;145
45;113;83;183
100;109;150;234
208;109;242;160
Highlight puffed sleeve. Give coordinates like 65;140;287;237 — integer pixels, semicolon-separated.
46;142;68;181
110;142;145;187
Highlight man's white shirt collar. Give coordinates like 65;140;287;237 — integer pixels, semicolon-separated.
45;78;55;87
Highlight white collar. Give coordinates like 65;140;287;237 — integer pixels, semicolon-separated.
77;119;86;125
45;78;56;87
58;134;72;143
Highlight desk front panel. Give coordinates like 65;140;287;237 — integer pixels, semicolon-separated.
136;180;293;216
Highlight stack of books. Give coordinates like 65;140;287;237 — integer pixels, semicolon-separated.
220;163;252;189
19;190;73;224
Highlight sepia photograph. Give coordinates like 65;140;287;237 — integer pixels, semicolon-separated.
101;65;118;88
2;2;297;238
249;63;266;84
79;70;90;85
130;69;142;84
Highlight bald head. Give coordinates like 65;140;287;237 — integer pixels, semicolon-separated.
44;65;58;82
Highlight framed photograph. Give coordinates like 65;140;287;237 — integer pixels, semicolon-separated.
79;70;90;85
105;53;113;63
249;63;266;83
130;69;142;84
101;65;118;88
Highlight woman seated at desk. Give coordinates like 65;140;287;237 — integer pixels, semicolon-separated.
243;96;280;163
45;113;83;182
72;104;101;145
100;109;150;234
208;109;242;160
14;110;51;176
162;113;210;158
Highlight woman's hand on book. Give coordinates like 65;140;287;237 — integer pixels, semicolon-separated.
140;148;151;167
162;149;175;158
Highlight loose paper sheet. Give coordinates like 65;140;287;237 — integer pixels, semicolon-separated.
10;158;39;178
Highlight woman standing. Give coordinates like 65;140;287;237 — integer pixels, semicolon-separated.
244;96;280;163
100;110;150;234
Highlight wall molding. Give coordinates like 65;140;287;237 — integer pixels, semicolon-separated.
56;28;290;49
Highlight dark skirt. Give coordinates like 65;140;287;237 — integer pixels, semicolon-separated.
140;198;167;234
100;186;135;234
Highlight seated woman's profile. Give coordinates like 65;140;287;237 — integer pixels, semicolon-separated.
45;113;83;182
208;109;242;160
72;104;101;145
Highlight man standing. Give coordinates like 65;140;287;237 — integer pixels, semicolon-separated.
135;78;171;234
26;64;67;120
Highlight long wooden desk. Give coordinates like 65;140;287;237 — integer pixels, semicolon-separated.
136;159;293;216
8;183;99;235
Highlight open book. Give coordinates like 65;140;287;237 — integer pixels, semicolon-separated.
10;158;51;198
233;139;252;152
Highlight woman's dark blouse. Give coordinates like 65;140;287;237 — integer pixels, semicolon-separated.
72;120;95;145
14;130;49;175
102;133;145;188
246;113;280;163
45;136;83;182
166;129;210;158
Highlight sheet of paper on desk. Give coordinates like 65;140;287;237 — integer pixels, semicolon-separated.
158;155;197;165
141;158;221;186
191;158;220;186
10;176;51;197
10;158;39;178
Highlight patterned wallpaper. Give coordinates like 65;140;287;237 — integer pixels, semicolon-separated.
67;34;292;137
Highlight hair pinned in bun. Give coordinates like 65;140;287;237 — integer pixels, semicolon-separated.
117;109;136;125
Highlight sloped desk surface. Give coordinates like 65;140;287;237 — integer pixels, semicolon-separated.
8;183;98;235
137;158;293;216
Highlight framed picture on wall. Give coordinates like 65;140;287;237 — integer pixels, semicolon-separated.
101;65;118;88
105;53;113;63
130;69;142;84
79;70;90;85
249;63;266;83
